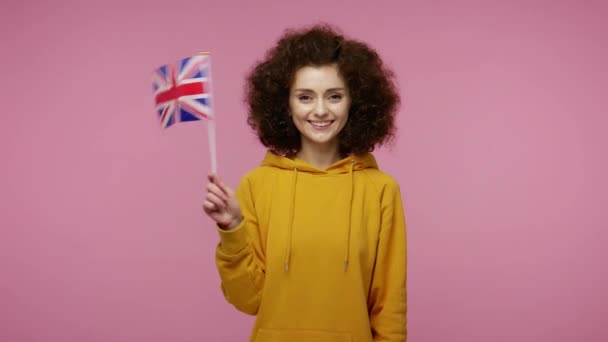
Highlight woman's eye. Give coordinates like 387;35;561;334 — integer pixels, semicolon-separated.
329;94;343;101
299;95;313;102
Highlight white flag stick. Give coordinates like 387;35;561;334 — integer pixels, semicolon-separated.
201;51;218;174
208;118;217;174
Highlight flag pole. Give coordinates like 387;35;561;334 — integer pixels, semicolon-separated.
199;51;218;174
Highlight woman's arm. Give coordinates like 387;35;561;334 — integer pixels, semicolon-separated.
368;181;408;341
207;175;266;315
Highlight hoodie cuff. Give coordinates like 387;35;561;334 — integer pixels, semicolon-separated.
216;220;249;255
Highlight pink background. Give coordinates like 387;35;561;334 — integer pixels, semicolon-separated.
1;0;606;341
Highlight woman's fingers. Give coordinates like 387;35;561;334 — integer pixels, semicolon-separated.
206;192;226;209
204;174;239;227
209;173;231;197
202;200;216;211
207;181;228;202
219;180;233;196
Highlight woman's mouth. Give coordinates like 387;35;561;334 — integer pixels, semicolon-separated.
308;120;334;130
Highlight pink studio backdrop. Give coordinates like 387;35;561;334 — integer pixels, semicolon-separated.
1;0;606;341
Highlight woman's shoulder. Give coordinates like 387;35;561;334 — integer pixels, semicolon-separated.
359;169;404;208
238;163;280;188
360;167;401;191
353;152;400;189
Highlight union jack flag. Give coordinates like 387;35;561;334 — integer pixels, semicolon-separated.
152;53;213;128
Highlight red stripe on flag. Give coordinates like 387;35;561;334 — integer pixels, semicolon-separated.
155;82;205;105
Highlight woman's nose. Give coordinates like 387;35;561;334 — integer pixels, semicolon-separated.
313;100;328;117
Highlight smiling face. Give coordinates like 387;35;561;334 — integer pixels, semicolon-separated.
289;64;351;155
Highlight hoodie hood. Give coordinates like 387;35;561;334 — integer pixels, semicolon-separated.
261;150;379;173
260;150;378;272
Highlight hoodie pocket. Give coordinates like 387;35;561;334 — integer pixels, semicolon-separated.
254;328;352;342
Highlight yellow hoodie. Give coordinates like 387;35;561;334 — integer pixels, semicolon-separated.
215;151;407;342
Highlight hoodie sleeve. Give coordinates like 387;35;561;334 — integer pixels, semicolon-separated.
369;181;408;341
215;175;265;315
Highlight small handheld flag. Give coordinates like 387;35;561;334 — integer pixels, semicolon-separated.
152;52;217;173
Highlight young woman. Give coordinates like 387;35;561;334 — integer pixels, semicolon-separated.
203;24;407;342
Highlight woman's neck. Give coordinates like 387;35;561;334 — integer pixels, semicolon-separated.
297;141;341;170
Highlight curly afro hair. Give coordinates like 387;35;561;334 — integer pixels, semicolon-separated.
244;24;400;156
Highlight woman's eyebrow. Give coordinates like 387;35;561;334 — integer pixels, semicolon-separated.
292;87;347;93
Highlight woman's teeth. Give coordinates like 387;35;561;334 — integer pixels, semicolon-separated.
310;121;332;128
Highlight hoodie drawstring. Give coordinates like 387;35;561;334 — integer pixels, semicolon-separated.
344;159;354;272
285;167;298;272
